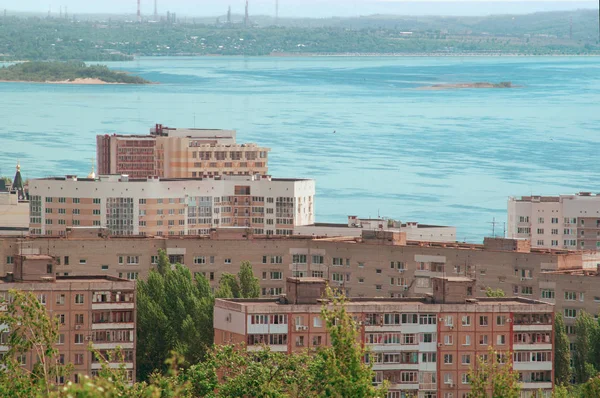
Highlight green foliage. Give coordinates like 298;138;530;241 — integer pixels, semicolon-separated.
0;290;73;397
136;262;214;380
573;311;598;383
0;61;149;84
554;313;572;386
215;262;260;299
314;287;387;398
485;287;506;297
238;261;261;299
467;347;521;398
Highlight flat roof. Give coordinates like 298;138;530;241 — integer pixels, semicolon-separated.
218;296;553;308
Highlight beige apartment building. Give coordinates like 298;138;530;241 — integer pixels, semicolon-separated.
508;192;600;250
27;174;315;237
0;254;136;383
215;277;555;398
4;227;594;360
97;124;270;178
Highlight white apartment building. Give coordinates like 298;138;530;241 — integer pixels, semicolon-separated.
508;193;600;250
28;174;315;237
294;216;457;242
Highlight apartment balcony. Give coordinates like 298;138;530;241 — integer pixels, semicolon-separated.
389;383;419;390
372;363;418;371
369;344;418;352
521;382;552;390
513;324;552;332
92;322;135;330
247;344;287;352
92;342;134;350
92;302;135;311
247;324;288;334
513;343;552;351
418;382;437;391
91;362;134;370
513;362;552;371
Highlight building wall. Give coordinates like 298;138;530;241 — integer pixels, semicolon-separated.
214;298;554;397
96;131;270;179
0;277;136;384
0;193;29;233
508;194;600;250
28;176;315;237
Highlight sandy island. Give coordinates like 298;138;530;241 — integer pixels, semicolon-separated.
0;78;146;85
417;82;520;90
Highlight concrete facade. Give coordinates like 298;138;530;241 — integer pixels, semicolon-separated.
214;277;555;398
508;193;600;250
0;256;136;384
97;125;270;179
0;191;29;236
28;174;315;237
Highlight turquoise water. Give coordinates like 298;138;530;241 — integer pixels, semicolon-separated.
1;56;599;241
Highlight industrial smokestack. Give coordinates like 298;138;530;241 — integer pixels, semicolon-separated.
276;0;279;25
154;0;158;20
137;0;141;22
245;0;249;27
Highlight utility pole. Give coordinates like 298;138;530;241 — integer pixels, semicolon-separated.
227;5;231;24
488;217;505;238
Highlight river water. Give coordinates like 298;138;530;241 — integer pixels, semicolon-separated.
1;56;599;241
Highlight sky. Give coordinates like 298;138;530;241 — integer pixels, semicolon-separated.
0;0;597;18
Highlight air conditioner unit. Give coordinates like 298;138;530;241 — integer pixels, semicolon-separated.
85;336;92;341
507;318;512;323
75;325;81;330
296;325;308;331
438;343;443;347
439;318;444;322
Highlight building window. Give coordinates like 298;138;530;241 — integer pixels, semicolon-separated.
75;294;85;304
497;334;506;345
461;315;471;326
463;335;471;346
79;259;86;265
564;308;578;318
461;354;471;365
194;256;206;265
443;354;453;364
444;335;453;346
101;265;109;271
313;317;323;328
479;316;488;326
74;353;84;365
74;334;84;344
479;334;488;345
57;334;65;344
56;294;65;305
541;289;555;300
496;316;506;326
224;258;231;264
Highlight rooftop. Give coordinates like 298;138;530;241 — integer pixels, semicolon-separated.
217;295;553;309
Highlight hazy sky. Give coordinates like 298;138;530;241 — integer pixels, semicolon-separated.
0;0;596;17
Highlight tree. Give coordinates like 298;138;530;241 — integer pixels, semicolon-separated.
238;261;260;299
156;248;170;275
0;290;73;397
0;176;11;186
136;262;214;381
573;311;598;383
215;262;260;299
215;273;240;298
554;313;572;385
467;347;521;398
485;287;506;297
313;287;387;398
